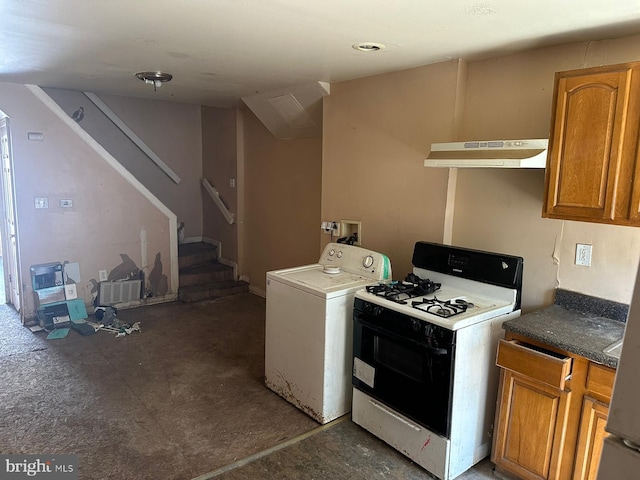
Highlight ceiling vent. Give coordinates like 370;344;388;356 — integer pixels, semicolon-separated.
242;81;330;139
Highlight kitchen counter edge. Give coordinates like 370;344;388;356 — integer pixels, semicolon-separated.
502;304;625;369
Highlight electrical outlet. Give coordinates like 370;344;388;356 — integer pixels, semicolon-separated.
99;270;108;281
575;244;592;267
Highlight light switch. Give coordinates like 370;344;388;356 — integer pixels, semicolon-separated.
27;132;44;141
60;199;73;208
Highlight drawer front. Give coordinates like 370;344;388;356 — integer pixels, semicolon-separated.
586;363;615;400
496;339;572;389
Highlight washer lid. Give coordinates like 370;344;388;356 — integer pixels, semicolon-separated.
271;264;374;295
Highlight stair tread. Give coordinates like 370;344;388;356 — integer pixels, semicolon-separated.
179;279;248;292
180;261;231;275
178;242;217;257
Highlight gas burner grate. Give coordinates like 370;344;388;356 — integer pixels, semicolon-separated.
411;297;474;318
366;274;441;304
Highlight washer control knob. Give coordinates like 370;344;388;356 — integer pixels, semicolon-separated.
337;251;343;258
363;255;374;268
329;249;335;256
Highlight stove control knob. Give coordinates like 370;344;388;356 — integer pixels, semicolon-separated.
364;303;383;316
329;249;335;256
411;319;421;332
362;255;374;269
337;251;343;258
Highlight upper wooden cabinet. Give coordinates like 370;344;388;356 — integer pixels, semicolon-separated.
542;61;640;225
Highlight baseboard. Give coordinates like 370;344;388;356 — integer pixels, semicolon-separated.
113;293;179;309
182;236;204;244
249;285;266;298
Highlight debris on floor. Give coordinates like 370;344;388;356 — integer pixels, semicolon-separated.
93;306;141;337
33;304;142;339
46;327;70;340
70;318;97;336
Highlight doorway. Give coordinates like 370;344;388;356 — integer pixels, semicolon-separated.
0;116;21;312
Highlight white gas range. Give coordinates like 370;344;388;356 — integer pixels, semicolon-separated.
351;241;524;480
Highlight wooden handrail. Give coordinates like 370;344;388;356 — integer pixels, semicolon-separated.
202;178;235;225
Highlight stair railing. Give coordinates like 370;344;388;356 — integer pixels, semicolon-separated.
202;178;235;225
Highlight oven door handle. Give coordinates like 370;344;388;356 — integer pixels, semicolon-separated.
369;398;422;432
355;317;451;356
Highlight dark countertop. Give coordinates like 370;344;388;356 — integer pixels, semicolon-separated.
502;289;628;369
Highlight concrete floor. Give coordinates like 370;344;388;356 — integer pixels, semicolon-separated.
0;293;497;479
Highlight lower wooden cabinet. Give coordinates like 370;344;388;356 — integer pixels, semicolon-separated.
572;397;610;480
493;370;571;480
492;340;573;480
492;336;615;480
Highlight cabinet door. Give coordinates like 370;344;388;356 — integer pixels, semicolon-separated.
543;64;640;225
573;397;610;480
493;370;572;480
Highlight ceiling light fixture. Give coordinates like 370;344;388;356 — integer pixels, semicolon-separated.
135;71;173;91
352;42;386;52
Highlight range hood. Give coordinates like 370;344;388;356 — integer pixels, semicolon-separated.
425;139;548;168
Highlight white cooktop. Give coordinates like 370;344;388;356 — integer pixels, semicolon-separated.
356;268;518;330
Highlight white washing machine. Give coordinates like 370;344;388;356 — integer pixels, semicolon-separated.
265;242;391;424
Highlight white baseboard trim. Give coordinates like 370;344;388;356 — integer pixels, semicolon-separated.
113;293;179;310
181;236;204;244
249;285;266;298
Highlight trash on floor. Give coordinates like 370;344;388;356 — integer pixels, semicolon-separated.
93;306;141;337
46;328;70;340
70;318;97;336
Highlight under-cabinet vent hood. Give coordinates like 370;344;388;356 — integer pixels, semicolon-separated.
425;139;548;168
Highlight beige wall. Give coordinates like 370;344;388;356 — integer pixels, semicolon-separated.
322;60;461;278
42;89;203;239
322;34;640;312
242;107;322;292
454;35;640;311
202;106;238;262
98;93;203;238
0;83;172;319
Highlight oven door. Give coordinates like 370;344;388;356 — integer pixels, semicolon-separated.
352;304;455;438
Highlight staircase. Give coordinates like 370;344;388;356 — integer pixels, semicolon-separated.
178;242;249;302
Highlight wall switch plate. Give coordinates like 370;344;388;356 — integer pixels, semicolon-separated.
229;178;236;188
576;243;592;266
34;197;48;209
98;270;108;281
60;199;73;208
